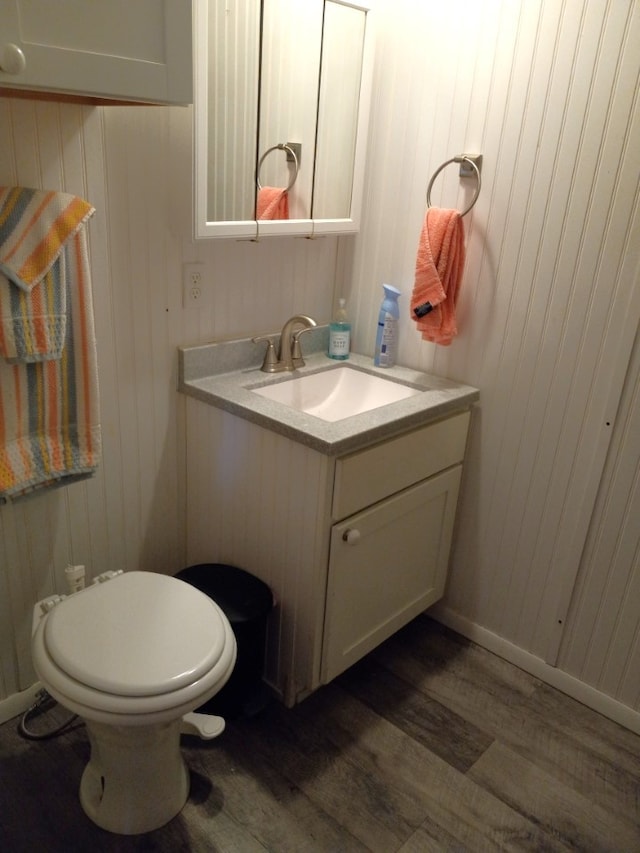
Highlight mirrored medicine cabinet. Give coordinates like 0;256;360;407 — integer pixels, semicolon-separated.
193;0;374;239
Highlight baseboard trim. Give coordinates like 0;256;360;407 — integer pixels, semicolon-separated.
0;681;42;726
430;604;640;736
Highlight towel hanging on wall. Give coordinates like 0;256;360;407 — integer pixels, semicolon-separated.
411;207;466;346
0;187;100;503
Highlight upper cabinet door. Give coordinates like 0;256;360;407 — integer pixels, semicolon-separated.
0;0;193;105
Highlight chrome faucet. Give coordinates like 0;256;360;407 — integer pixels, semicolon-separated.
253;314;317;373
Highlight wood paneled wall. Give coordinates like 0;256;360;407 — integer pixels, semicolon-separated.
559;325;640;710
347;0;640;722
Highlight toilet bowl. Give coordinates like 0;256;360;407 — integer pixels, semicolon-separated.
31;571;236;835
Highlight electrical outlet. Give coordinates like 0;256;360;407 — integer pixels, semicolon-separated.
182;263;210;308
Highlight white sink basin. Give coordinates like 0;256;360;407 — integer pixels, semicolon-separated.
251;365;421;422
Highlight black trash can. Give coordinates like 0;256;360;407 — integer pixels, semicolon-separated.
175;563;274;720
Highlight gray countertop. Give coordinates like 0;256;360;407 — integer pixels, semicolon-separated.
178;328;479;456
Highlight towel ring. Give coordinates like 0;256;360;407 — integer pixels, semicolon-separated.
426;155;481;217
256;143;299;192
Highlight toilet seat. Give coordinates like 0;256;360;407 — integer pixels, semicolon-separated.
32;572;236;725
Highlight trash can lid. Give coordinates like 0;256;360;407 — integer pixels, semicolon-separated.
176;564;273;622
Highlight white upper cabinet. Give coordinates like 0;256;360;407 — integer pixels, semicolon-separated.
0;0;192;104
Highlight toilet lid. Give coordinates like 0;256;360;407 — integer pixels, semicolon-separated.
43;572;228;697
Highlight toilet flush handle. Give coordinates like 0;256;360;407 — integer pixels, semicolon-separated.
342;528;360;545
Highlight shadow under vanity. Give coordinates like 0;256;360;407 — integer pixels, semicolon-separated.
178;329;478;706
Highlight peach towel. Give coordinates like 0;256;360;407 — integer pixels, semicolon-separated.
256;187;289;220
411;207;465;346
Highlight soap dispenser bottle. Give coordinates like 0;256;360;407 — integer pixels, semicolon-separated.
328;298;351;360
374;284;401;367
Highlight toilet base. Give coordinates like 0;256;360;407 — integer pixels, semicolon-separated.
80;718;189;835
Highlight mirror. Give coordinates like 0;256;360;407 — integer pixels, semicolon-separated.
313;1;367;219
194;0;373;239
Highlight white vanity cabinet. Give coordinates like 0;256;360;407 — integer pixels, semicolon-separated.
0;0;192;104
322;412;469;682
185;395;471;707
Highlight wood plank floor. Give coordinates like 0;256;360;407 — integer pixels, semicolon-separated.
1;615;639;852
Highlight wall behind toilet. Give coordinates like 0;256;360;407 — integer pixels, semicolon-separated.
0;101;338;701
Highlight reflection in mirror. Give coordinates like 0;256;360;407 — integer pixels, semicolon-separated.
257;0;323;221
313;2;366;220
206;1;259;222
195;0;373;238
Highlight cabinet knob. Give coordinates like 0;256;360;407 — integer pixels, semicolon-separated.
0;44;26;75
342;528;361;545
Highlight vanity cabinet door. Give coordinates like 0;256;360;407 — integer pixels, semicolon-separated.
0;0;192;104
321;465;463;683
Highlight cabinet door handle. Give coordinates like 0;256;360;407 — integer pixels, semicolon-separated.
0;44;26;75
342;528;361;545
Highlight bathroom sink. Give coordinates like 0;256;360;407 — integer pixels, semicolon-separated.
251;366;421;422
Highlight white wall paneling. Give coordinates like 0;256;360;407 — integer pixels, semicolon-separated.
559;322;640;711
348;0;640;721
0;97;111;701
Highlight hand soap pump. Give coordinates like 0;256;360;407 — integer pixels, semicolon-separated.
328;298;351;360
374;284;401;367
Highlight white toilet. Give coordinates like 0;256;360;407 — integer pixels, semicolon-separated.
31;570;237;835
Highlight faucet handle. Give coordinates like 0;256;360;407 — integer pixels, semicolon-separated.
252;335;279;372
291;326;314;368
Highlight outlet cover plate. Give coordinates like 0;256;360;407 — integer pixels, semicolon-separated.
182;263;210;308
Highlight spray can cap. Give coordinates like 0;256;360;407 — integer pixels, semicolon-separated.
382;283;401;299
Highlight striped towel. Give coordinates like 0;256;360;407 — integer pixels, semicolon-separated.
0;188;100;503
0;188;95;362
